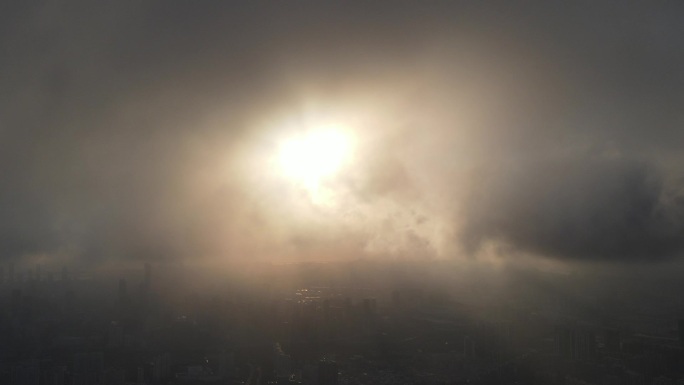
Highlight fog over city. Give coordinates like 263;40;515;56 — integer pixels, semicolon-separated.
2;2;684;385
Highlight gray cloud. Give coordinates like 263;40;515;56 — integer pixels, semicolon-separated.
1;2;684;264
460;156;684;261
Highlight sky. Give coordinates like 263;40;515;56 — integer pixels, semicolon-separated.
1;1;683;267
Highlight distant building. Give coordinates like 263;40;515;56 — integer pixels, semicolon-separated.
464;335;475;359
392;287;424;310
274;343;293;381
556;326;596;361
653;376;675;385
102;367;125;385
362;298;377;316
136;366;145;385
605;329;621;352
72;352;104;385
52;365;68;385
9;359;39;385
152;353;170;383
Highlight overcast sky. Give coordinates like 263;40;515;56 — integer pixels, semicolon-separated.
1;1;683;266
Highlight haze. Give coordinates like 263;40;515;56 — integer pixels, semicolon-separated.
2;2;684;384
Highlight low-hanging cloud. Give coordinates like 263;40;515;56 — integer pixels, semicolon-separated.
460;156;684;261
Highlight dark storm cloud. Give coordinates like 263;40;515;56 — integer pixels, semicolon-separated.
460;156;684;261
1;1;684;263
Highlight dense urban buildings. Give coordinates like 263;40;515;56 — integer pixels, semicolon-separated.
0;261;684;384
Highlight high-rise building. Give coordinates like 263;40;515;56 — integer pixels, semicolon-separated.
10;359;39;385
136;366;145;385
152;353;170;383
52;365;68;385
72;352;104;385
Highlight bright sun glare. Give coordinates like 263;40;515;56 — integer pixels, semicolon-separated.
278;127;352;188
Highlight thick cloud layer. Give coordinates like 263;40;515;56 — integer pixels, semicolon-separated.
460;156;684;261
1;2;684;264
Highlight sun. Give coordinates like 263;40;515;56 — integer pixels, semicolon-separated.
278;127;352;188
